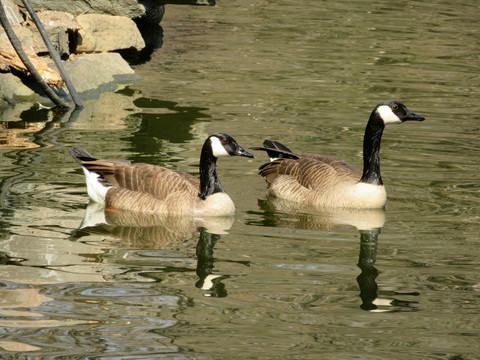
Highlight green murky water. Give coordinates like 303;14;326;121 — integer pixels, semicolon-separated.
0;1;479;358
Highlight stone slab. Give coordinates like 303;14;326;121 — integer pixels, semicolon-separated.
75;14;145;53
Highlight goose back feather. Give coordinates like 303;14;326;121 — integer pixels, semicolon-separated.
258;154;371;208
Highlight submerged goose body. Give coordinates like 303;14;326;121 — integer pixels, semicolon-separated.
69;133;253;216
255;100;425;209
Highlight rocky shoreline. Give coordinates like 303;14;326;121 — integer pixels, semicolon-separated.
0;0;214;110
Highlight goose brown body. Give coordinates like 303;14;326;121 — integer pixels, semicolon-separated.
257;148;386;208
69;133;253;216
255;101;425;209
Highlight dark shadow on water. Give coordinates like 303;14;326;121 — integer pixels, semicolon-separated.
121;23;164;65
124;97;211;160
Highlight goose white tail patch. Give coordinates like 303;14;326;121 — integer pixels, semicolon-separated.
377;105;401;124
82;167;109;204
210;136;230;157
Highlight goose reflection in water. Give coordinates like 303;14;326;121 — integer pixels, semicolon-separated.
357;228;418;312
254;197;419;312
74;201;248;297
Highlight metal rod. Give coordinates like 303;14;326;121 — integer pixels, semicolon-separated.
21;0;83;109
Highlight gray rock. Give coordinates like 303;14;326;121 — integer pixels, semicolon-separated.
160;0;216;4
0;52;140;107
28;0;214;24
37;10;80;31
1;0;24;26
31;11;80;56
0;2;145;107
0;73;39;107
29;0;147;20
1;11;78;57
0;25;36;53
76;14;145;53
58;52;141;100
31;26;70;58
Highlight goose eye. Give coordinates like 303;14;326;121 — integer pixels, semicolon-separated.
392;103;398;111
221;139;228;145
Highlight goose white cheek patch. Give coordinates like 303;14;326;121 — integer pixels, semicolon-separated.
210;137;230;157
377;105;401;124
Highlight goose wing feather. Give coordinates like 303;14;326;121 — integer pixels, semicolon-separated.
98;162;200;199
299;154;362;179
259;156;362;193
74;152;200;200
83;162;201;213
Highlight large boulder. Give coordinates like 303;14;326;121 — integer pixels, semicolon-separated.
32;11;81;57
0;73;38;106
75;14;145;53
29;0;215;18
58;52;141;99
0;25;37;54
0;52;140;108
28;1;214;25
1;0;23;25
0;25;63;87
28;0;147;20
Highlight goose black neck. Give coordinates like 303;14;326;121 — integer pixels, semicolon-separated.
198;141;225;200
359;114;385;185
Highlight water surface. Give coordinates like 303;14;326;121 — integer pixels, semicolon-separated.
0;0;479;359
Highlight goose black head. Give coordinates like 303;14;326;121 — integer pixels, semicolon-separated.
375;100;425;125
208;133;254;159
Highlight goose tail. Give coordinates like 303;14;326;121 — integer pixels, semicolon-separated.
67;146;97;164
252;140;299;161
68;146;109;204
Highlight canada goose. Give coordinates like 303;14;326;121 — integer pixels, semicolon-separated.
68;133;253;216
254;100;425;209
